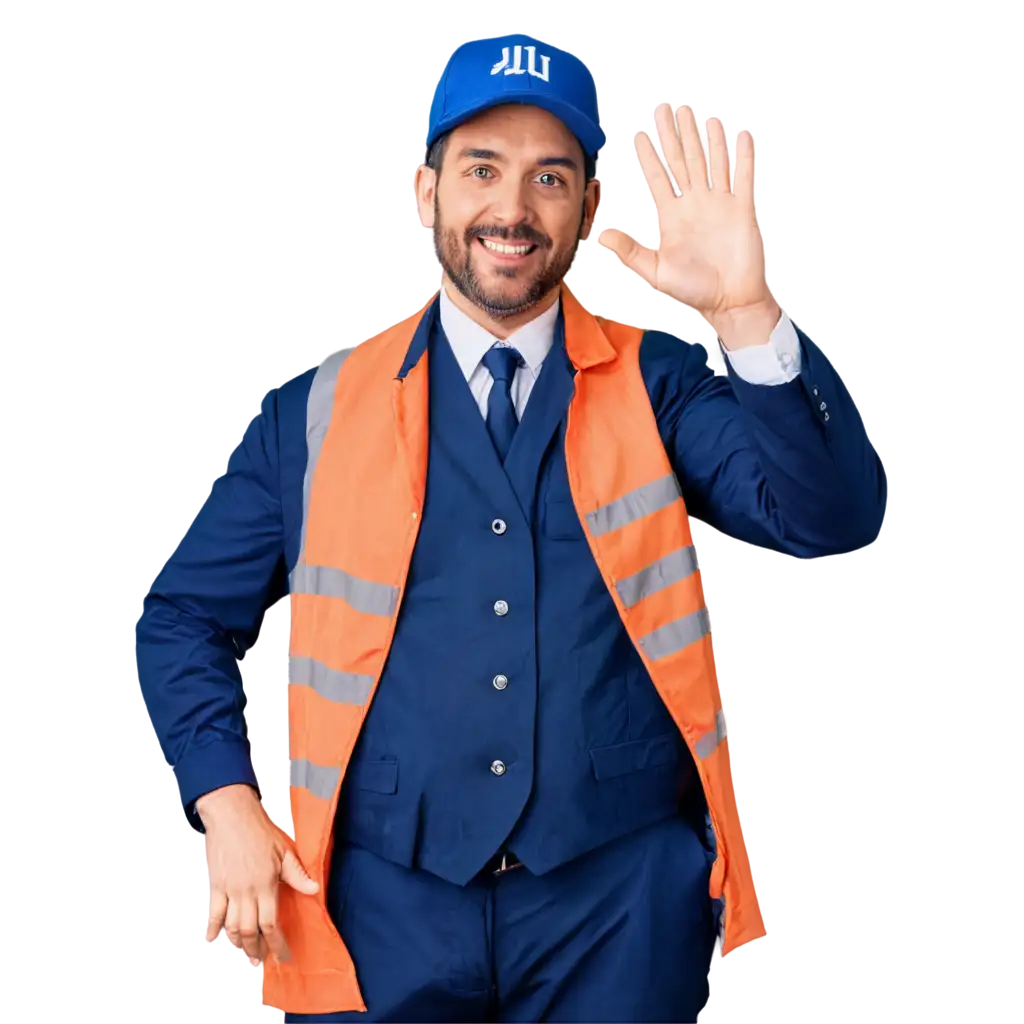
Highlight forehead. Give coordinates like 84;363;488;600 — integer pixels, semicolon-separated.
449;104;582;160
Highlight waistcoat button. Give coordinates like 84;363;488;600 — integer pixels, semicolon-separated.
492;518;507;535
493;600;509;616
490;759;507;776
493;674;508;690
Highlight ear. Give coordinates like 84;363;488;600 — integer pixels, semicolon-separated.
585;178;598;226
415;165;437;228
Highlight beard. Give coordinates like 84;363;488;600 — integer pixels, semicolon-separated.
432;195;583;319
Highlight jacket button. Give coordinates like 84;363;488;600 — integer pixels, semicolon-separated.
490;759;507;776
493;600;509;616
493;673;508;690
492;518;507;535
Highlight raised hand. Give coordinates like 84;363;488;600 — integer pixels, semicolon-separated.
599;104;779;345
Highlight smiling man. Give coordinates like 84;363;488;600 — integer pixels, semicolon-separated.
427;104;595;327
136;32;886;1023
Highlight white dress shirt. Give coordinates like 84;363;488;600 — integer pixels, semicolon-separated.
438;282;802;420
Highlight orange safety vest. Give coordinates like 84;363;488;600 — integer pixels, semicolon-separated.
263;284;765;1014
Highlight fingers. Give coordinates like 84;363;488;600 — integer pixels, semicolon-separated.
634;130;676;207
257;890;290;963
733;130;755;205
674;105;710;192
222;890;260;959
706;118;731;194
202;892;286;962
208;847;313;966
215;888;290;965
238;895;262;961
598;223;659;288
650;104;742;197
598;224;659;258
655;102;689;192
224;890;243;951
206;887;228;943
280;848;320;896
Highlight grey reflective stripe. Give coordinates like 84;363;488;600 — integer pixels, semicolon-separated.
289;655;374;706
290;758;340;800
695;709;727;760
586;473;682;537
291;347;398;619
289;562;399;618
616;545;699;608
638;606;711;660
297;347;356;563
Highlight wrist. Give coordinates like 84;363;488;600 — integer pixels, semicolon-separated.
709;296;781;351
195;783;260;826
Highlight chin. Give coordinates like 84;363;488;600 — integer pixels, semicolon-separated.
461;285;528;318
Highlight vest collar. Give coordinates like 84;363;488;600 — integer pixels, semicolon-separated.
394;293;439;380
559;284;617;370
394;283;617;380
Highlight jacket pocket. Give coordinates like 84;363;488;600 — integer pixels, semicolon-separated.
349;758;399;794
589;733;680;781
543;498;585;541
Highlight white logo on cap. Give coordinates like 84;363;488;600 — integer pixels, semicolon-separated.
491;45;550;82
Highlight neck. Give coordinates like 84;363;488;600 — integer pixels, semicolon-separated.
441;276;560;339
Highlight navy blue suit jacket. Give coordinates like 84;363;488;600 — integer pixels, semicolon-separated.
135;308;886;830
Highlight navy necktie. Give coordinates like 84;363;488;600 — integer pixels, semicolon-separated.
481;345;522;463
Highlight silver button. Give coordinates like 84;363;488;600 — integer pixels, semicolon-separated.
493;600;509;616
819;401;827;411
490;759;507;776
493;674;508;690
823;411;830;422
813;386;819;395
492;519;507;535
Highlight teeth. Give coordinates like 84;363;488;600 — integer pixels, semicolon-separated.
480;239;532;255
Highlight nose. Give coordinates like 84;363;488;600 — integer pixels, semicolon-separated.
488;176;531;230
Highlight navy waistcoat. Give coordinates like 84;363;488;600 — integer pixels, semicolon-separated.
336;303;699;886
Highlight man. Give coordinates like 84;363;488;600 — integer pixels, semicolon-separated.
136;32;886;1023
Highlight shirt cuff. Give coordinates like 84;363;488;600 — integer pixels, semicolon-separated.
718;308;801;385
174;735;261;833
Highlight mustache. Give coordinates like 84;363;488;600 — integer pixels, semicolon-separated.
465;223;552;249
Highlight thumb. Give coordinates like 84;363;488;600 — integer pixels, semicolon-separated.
280;848;320;895
598;229;658;288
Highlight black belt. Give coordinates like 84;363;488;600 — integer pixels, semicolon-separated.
483;848;523;876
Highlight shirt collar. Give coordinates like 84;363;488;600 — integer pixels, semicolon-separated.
439;281;560;381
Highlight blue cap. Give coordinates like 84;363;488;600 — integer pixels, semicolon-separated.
427;34;606;161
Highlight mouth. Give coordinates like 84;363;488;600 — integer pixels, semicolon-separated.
475;236;539;262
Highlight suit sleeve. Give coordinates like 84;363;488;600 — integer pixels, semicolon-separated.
135;388;289;831
640;320;886;557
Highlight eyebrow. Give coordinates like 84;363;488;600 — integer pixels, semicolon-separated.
457;148;580;172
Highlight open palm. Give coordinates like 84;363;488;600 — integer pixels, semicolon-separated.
600;104;771;319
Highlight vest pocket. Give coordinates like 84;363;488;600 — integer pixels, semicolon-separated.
588;733;680;781
543;498;585;540
349;758;399;794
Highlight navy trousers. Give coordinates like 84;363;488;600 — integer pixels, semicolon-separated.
285;814;719;1023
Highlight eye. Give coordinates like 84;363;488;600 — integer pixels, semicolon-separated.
537;172;565;187
472;166;493;179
